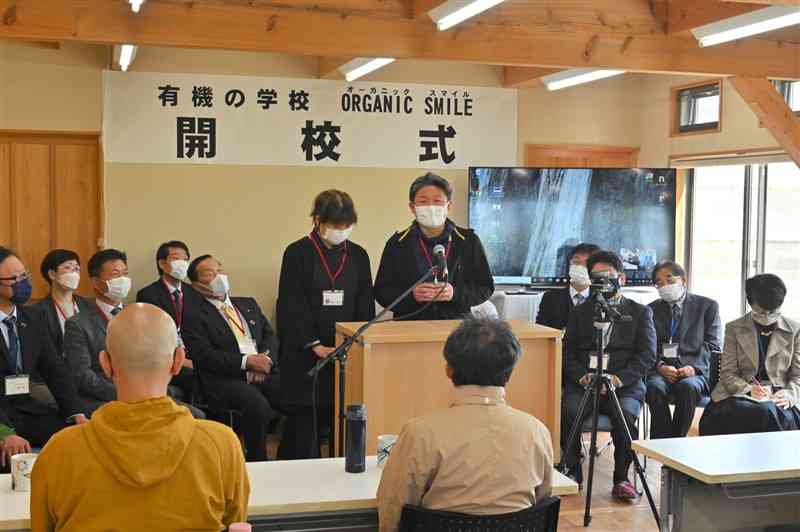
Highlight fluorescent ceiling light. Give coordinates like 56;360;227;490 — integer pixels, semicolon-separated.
542;68;626;91
339;58;395;82
692;6;800;48
428;0;506;31
115;44;137;72
129;0;145;12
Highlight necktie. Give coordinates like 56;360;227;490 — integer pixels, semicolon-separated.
173;290;182;305
574;294;585;306
223;305;246;340
3;315;22;373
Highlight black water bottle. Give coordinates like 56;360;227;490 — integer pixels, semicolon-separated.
345;404;367;473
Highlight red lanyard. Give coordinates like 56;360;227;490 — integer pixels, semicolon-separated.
418;236;452;270
308;232;348;289
162;279;184;328
53;299;78;322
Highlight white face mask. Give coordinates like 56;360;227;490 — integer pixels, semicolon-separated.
321;226;352;246
752;309;781;327
58;271;81;291
658;282;685;303
105;276;132;302
209;274;230;298
569;264;590;287
168;259;189;282
415;205;448;228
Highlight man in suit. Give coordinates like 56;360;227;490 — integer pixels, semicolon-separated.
182;255;281;461
374;173;494;321
63;249;131;414
561;250;657;501
136;240;203;399
0;247;87;467
536;242;600;330
646;261;722;439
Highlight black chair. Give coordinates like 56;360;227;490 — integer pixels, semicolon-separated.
399;496;560;532
191;374;243;433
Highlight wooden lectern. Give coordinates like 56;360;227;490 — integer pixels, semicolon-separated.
334;320;562;460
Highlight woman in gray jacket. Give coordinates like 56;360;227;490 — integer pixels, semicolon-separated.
700;274;800;435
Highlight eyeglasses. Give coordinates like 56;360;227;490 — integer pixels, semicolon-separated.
0;271;31;284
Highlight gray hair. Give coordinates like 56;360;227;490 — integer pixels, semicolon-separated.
409;173;453;202
443;317;522;387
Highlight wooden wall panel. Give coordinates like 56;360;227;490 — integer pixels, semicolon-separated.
12;143;53;299
54;144;100;297
0;144;10;248
525;144;640;168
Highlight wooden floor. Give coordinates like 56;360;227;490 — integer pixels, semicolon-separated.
559;433;663;532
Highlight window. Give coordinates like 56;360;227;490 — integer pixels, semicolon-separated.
690;161;800;324
764;162;800;319
672;80;722;136
690;166;746;325
771;80;800;113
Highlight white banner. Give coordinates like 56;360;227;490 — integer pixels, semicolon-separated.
102;71;517;169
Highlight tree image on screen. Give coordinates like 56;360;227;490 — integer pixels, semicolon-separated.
469;167;676;285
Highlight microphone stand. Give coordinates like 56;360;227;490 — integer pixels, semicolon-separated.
308;264;440;457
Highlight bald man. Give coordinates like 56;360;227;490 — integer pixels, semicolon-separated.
30;304;250;532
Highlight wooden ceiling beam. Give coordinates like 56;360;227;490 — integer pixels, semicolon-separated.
729;76;800;166
318;57;352;79
3;0;800;78
721;0;800;4
412;0;441;19
667;0;765;33
503;67;561;89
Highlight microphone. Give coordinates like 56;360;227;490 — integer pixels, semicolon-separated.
432;244;448;280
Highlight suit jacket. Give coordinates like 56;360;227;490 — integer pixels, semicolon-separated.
63;300;116;404
374;222;494;321
0;307;83;428
136;279;204;329
181;297;278;401
27;295;92;357
564;297;658;401
536;287;576;330
649;293;722;377
712;314;800;406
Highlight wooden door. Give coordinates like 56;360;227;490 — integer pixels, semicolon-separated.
0;131;102;300
525;143;640;168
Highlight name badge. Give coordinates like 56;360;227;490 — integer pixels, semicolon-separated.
663;343;679;361
323;290;344;307
5;375;30;396
238;338;258;355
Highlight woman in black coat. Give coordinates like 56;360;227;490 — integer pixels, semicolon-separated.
276;190;375;459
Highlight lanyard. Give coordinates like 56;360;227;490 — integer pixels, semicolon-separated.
418;236;452;270
161;279;184;328
53;299;78;322
669;318;679;343
309;232;348;289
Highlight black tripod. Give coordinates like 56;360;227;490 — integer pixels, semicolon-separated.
557;294;660;528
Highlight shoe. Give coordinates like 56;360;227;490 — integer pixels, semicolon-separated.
612;480;638;501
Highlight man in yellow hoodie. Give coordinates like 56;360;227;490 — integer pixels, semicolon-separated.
30;303;250;532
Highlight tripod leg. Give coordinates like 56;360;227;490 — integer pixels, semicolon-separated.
556;383;595;478
606;386;661;527
583;380;602;527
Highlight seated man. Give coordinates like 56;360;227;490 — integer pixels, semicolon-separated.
182;255;281;462
536;242;600;330
561;250;656;501
0;247;87;467
31;304;249;531
700;274;800;435
136;240;204;400
64;249;202;418
646;260;721;439
377;318;553;532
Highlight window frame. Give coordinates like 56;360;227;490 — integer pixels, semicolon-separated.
670;79;723;138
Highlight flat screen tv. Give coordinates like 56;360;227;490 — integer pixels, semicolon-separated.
468;167;677;286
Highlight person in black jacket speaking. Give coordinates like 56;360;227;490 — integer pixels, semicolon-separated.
374;173;494;321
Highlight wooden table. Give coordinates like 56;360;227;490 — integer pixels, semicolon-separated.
0;458;578;531
633;432;800;532
334;320;562;458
